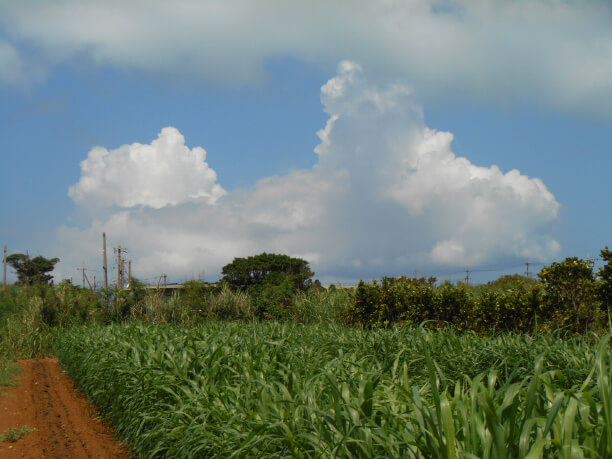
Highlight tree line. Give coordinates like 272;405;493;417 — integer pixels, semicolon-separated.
5;248;612;334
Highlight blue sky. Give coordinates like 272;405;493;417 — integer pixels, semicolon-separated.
1;1;611;284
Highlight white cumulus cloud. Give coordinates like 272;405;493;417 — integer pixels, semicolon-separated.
68;127;226;209
57;62;560;282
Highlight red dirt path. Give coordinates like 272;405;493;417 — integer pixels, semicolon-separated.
0;359;129;458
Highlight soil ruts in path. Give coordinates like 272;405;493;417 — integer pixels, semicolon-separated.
0;359;129;458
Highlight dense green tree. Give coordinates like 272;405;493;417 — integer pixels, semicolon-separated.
221;253;314;320
598;246;612;308
538;257;598;330
221;253;314;291
6;253;59;286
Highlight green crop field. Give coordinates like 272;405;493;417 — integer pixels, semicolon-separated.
56;322;612;458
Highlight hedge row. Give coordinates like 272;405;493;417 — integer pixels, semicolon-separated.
346;276;606;334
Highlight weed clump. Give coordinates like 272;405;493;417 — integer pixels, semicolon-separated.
0;426;36;443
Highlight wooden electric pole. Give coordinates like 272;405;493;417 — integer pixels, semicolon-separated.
78;264;86;288
464;269;471;285
3;244;6;289
525;261;531;278
77;266;93;290
117;246;122;288
102;233;108;291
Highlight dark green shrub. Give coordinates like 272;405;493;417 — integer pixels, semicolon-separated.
31;284;59;326
468;289;501;332
254;276;296;320
435;283;471;328
351;280;379;325
469;285;542;333
41;300;58;326
182;280;215;312
539;257;601;333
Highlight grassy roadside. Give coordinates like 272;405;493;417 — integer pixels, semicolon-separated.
0;285;59;394
0;361;19;396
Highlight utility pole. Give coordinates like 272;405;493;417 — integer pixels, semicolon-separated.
128;260;132;287
163;273;167;289
77;266;93;290
464;269;471;285
525;261;531;278
102;233;108;291
120;258;126;288
3;244;6;289
78;264;86;288
116;246;122;289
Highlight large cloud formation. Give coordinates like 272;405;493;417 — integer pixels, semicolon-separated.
58;62;560;282
1;1;611;115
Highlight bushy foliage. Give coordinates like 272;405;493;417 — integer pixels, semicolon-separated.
181;280;216;309
538;257;601;332
468;284;542;333
0;283;101;362
252;276;295;319
221;253;315;319
485;273;538;291
135;281;253;323
346;263;606;334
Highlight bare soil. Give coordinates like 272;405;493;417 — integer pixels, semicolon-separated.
0;359;129;458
